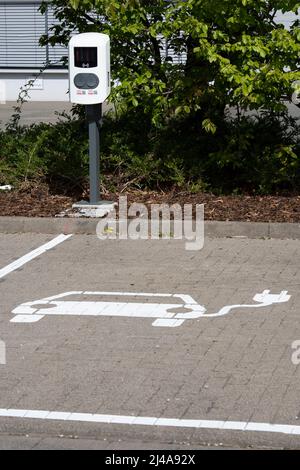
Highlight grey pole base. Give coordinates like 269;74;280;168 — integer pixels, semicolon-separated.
73;201;114;207
72;200;116;218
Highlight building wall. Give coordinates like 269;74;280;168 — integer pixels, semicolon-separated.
275;11;296;28
0;71;68;102
0;0;69;102
0;74;68;102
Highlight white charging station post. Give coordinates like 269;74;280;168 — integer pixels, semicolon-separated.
69;33;111;212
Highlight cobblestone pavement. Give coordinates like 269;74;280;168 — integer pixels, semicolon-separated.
0;233;299;449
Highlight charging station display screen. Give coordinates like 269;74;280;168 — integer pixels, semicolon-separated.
74;47;97;68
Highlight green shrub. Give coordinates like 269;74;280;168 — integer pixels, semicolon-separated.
0;115;89;192
202;111;300;194
1;108;300;195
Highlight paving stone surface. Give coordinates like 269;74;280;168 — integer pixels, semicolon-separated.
0;234;299;449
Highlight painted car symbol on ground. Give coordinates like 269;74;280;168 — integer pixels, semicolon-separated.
11;290;291;327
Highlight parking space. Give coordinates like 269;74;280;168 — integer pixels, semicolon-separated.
0;102;73;128
0;233;300;448
0;233;53;267
0;101;111;128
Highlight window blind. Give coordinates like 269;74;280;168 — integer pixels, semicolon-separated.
0;2;67;69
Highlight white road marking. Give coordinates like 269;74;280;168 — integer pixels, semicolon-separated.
11;290;291;327
0;408;299;436
0;234;72;280
208;290;291;317
11;291;206;326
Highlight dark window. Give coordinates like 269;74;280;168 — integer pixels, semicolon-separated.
74;47;97;68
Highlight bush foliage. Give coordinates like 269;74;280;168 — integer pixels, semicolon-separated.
43;0;300;128
1;109;300;195
2;1;300;195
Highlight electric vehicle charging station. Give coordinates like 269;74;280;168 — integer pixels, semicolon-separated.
69;33;113;214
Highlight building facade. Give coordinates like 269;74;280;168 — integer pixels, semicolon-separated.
0;0;68;101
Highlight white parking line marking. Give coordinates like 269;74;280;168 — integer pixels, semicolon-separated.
0;408;299;436
0;234;72;280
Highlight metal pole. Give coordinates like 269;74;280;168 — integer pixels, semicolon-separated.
88;116;100;204
86;104;102;204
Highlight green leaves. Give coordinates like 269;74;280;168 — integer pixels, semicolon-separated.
69;0;79;8
202;119;217;134
47;0;300;129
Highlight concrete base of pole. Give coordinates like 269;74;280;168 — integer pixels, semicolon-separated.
72;201;116;218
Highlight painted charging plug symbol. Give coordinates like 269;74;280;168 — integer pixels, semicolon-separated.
11;290;291;328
